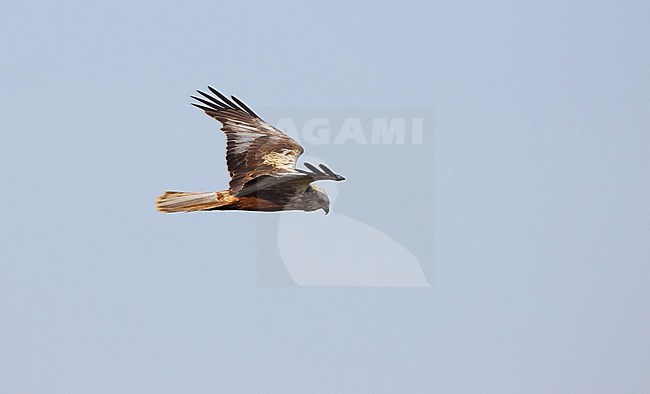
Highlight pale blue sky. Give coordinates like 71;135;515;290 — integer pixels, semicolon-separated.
2;1;649;393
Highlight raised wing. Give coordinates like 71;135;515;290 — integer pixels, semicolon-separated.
191;86;304;194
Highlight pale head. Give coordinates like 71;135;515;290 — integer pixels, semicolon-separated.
302;184;330;214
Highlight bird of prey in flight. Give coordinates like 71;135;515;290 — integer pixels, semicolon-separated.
156;86;345;214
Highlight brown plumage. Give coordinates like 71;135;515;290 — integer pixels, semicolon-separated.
156;86;345;214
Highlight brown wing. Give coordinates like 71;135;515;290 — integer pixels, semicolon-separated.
191;86;304;194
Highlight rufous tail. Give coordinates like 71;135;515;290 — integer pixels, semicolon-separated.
156;190;235;213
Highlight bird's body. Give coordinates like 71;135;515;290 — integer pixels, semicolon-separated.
157;185;327;213
156;86;344;214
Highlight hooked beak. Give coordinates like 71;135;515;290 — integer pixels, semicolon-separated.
322;206;330;215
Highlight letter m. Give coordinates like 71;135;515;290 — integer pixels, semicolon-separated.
371;118;406;144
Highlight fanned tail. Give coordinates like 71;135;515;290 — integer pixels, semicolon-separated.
156;190;235;213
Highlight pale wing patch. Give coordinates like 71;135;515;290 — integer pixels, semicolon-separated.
190;87;305;193
262;149;299;172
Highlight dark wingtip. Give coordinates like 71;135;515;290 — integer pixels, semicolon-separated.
191;95;222;111
191;102;218;115
318;164;336;176
231;95;260;118
196;90;228;109
207;86;238;110
191;86;260;119
303;162;322;174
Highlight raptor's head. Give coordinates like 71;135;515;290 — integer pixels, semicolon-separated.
304;184;330;214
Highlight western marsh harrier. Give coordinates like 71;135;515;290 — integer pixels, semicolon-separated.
156;86;345;214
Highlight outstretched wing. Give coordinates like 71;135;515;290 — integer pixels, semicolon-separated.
191;86;304;194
